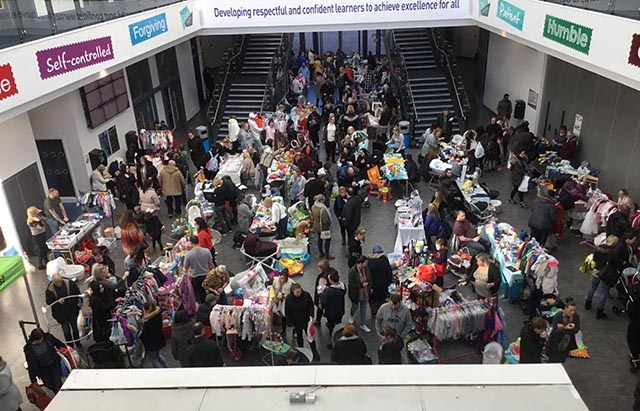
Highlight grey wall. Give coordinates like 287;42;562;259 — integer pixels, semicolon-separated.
539;56;640;195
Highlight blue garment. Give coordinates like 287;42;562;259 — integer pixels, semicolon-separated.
423;214;443;236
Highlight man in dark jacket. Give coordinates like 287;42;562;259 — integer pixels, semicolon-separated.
368;246;393;316
321;271;346;347
185;322;224;367
341;188;362;240
23;328;66;393
331;323;369;364
188;130;207;170
45;273;82;348
496;94;512;119
285;284;320;361
303;171;325;208
196;294;218;326
337;164;357;187
528;191;559;247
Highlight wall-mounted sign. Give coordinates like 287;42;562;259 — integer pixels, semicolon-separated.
496;0;524;31
527;89;538;110
36;37;115;80
479;0;490;16
628;34;640;68
543;15;592;55
128;13;168;46
573;113;583;137
181;6;194;29
0;64;18;101
98;126;119;156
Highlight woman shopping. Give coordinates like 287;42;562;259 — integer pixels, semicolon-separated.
271;269;296;336
26;206;49;270
461;253;501;300
285;283;320;361
348;256;373;333
508;150;528;208
138;180;160;214
202;265;230;305
585;235;622;319
23;328;66;394
89;281;121;342
118;210;147;256
547;298;580;363
194;217;217;264
311;194;334;259
139;301;169;368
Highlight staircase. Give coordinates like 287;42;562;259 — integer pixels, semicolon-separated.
393;28;458;139
215;34;282;139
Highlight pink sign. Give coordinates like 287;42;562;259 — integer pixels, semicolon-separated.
36;37;114;80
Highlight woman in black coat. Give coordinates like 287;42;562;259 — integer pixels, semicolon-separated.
321;271;347;346
378;326;404;364
508;150;528;208
332;324;370;364
547;298;580;363
314;261;332;324
23;328;65;393
139;301;169;368
115;165;139;210
528;189;559;247
188;131;207;170
519;318;548;363
89;281;119;343
285;284;320;361
367;247;393;316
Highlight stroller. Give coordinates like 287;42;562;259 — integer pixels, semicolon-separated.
537;293;565;321
613;267;640;315
86;341;125;368
356;179;371;208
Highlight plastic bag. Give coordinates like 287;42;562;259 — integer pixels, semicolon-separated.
307;319;316;343
109;321;127;346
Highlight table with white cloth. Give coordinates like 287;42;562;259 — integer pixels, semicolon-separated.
46;213;103;260
216;155;243;185
393;197;425;253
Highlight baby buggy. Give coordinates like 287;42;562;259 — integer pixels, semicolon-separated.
356;179;372;208
537;293;565;321
613;267;640;315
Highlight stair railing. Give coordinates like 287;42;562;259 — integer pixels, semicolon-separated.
208;35;249;131
382;30;418;134
428;28;470;132
261;33;294;113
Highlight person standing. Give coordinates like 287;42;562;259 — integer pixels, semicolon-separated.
45;272;82;348
272;269;296;337
508;150;528;208
158;160;186;217
377;326;404;364
585;235;621;319
138;180;160;214
89;281;119;343
628;283;640;372
43;188;68;235
311;194;334;259
186;322;224;367
0;355;22;410
136;156;159;191
285;283;321;361
347;227;366;269
375;294;411;340
26;206;49;270
264;197;288;240
528;188;559;247
618;188;636;214
547;298;580;363
324;113;338;163
519;317;548;364
333;186;348;246
368;245;393;317
496;93;513;120
331;324;370;365
188;130;207;171
202;265;230;306
342;188;363;242
321;270;346;347
118;210;147;256
313;260;331;325
183;235;214;304
114;164;139;210
170;309;195;367
348;256;372;333
211;177;232;235
139;301;168;368
23;328;65;394
194;217;216;264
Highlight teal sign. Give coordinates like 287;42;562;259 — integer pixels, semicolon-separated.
497;0;524;31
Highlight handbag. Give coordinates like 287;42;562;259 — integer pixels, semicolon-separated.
320;230;332;239
25;382;52;410
598;263;620;288
518;175;530;192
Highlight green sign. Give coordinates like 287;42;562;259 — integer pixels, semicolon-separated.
497;0;524;31
543;15;592;55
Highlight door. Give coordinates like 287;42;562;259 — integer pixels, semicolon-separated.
35;140;75;197
133;96;157;131
162;83;186;130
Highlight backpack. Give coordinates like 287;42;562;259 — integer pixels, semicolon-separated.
206;152;219;172
438;220;453;241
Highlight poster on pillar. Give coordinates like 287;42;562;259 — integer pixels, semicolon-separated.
203;0;471;29
573;114;583;137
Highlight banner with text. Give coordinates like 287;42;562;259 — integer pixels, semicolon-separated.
204;0;471;28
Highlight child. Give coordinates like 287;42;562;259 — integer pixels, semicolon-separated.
398;248;412;267
145;212;163;250
432;238;448;288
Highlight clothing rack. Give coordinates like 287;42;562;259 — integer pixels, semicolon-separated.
139;130;174;152
209;304;270;341
580;190;617;245
79;191;116;227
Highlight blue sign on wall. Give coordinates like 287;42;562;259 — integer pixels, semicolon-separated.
129;13;168;46
497;0;525;31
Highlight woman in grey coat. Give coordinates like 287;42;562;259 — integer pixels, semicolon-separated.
237;194;254;233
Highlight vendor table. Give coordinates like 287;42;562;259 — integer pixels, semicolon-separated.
393;199;425;254
216;155;243;185
46;213;103;260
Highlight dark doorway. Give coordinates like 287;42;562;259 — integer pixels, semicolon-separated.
36;140;75;197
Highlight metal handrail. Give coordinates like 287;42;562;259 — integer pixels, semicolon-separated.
209;35;248;127
261;33;293;113
429;28;467;122
391;30;419;123
382;30;418;123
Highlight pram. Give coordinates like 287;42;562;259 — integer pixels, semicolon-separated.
356;179;371;208
613;267;640;315
86;341;125;368
537;293;565;321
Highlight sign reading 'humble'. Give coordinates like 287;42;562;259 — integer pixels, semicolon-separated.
543;15;592;55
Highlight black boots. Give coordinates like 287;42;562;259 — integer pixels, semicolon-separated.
584;300;592;310
310;341;321;362
596;309;608;319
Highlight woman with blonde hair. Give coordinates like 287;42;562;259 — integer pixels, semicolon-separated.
26;206;49;269
423;203;442;250
585;235;621;318
311;194;334;259
241;151;256;185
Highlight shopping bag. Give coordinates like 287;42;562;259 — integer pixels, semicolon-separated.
517;175;530;192
25;382;52;410
307;319;316;343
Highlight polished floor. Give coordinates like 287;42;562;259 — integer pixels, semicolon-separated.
1;114;635;411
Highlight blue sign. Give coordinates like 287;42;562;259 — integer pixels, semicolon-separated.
497;0;525;31
129;13;168;46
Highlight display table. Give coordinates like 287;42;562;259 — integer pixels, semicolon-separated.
46;213;102;260
393;195;424;253
216;155;243;185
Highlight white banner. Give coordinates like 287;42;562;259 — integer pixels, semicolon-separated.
203;0;471;28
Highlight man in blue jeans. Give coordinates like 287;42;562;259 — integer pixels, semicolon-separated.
453;210;491;254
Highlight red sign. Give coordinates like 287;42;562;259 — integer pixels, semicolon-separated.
0;64;18;101
629;34;640;68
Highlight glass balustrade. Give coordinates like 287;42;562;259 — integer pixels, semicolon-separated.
0;0;184;50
